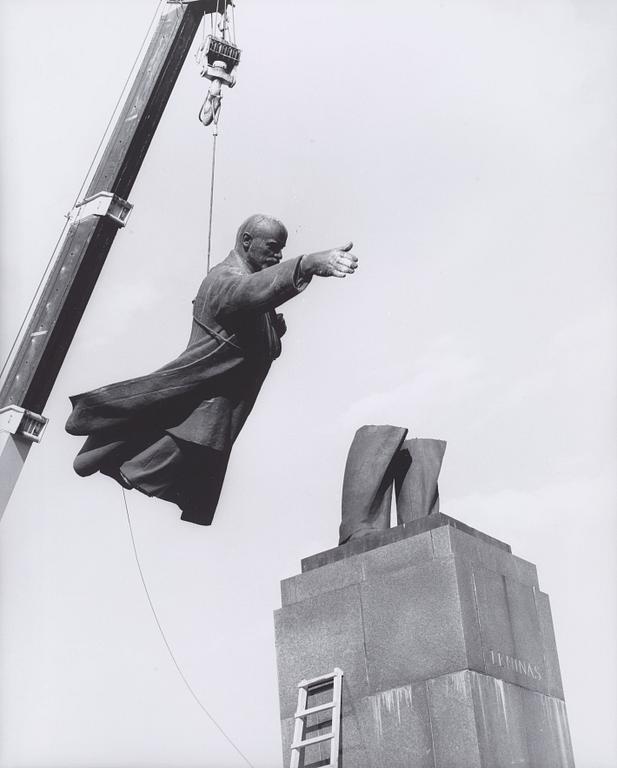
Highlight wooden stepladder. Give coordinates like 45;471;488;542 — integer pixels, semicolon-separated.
290;668;343;768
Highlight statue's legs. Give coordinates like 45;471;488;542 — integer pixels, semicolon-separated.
338;425;408;545
338;428;447;545
394;438;447;523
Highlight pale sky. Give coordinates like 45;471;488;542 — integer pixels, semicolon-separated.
1;1;616;767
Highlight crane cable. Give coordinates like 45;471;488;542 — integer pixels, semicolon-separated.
207;132;218;273
197;7;218;275
203;0;233;274
122;489;256;768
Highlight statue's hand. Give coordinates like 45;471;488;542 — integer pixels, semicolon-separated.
301;242;358;279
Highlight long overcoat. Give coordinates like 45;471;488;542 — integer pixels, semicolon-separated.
66;251;310;523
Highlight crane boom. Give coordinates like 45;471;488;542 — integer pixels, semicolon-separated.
0;0;231;516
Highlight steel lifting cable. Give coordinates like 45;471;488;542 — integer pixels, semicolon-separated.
203;0;233;273
206;133;218;273
231;1;237;46
200;3;216;275
216;0;223;32
122;489;256;768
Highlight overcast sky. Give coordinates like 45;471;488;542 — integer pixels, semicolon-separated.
1;1;616;767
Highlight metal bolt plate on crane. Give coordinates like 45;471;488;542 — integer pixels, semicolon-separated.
0;406;48;442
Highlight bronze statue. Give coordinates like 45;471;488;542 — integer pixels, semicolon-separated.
339;425;446;544
66;214;358;524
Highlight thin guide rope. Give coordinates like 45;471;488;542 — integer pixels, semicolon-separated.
121;489;255;768
0;0;165;386
75;0;166;204
0;222;71;385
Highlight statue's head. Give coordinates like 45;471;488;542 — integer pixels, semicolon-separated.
235;214;288;271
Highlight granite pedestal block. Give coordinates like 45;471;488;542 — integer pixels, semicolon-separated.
274;514;575;768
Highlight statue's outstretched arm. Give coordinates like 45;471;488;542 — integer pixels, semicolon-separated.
209;256;311;318
207;242;357;319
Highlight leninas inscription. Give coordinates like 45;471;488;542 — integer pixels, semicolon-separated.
488;649;542;681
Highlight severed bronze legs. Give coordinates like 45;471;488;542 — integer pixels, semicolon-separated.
339;425;446;545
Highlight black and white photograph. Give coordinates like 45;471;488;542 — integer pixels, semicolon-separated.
0;1;615;766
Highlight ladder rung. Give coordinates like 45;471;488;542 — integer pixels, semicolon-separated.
291;732;334;750
295;701;335;718
298;670;341;688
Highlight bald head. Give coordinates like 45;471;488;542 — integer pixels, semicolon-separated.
235;214;288;271
235;214;288;248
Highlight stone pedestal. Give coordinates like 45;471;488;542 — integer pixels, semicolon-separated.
274;514;575;768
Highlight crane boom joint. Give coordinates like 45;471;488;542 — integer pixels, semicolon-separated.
0;406;48;443
69;191;133;228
